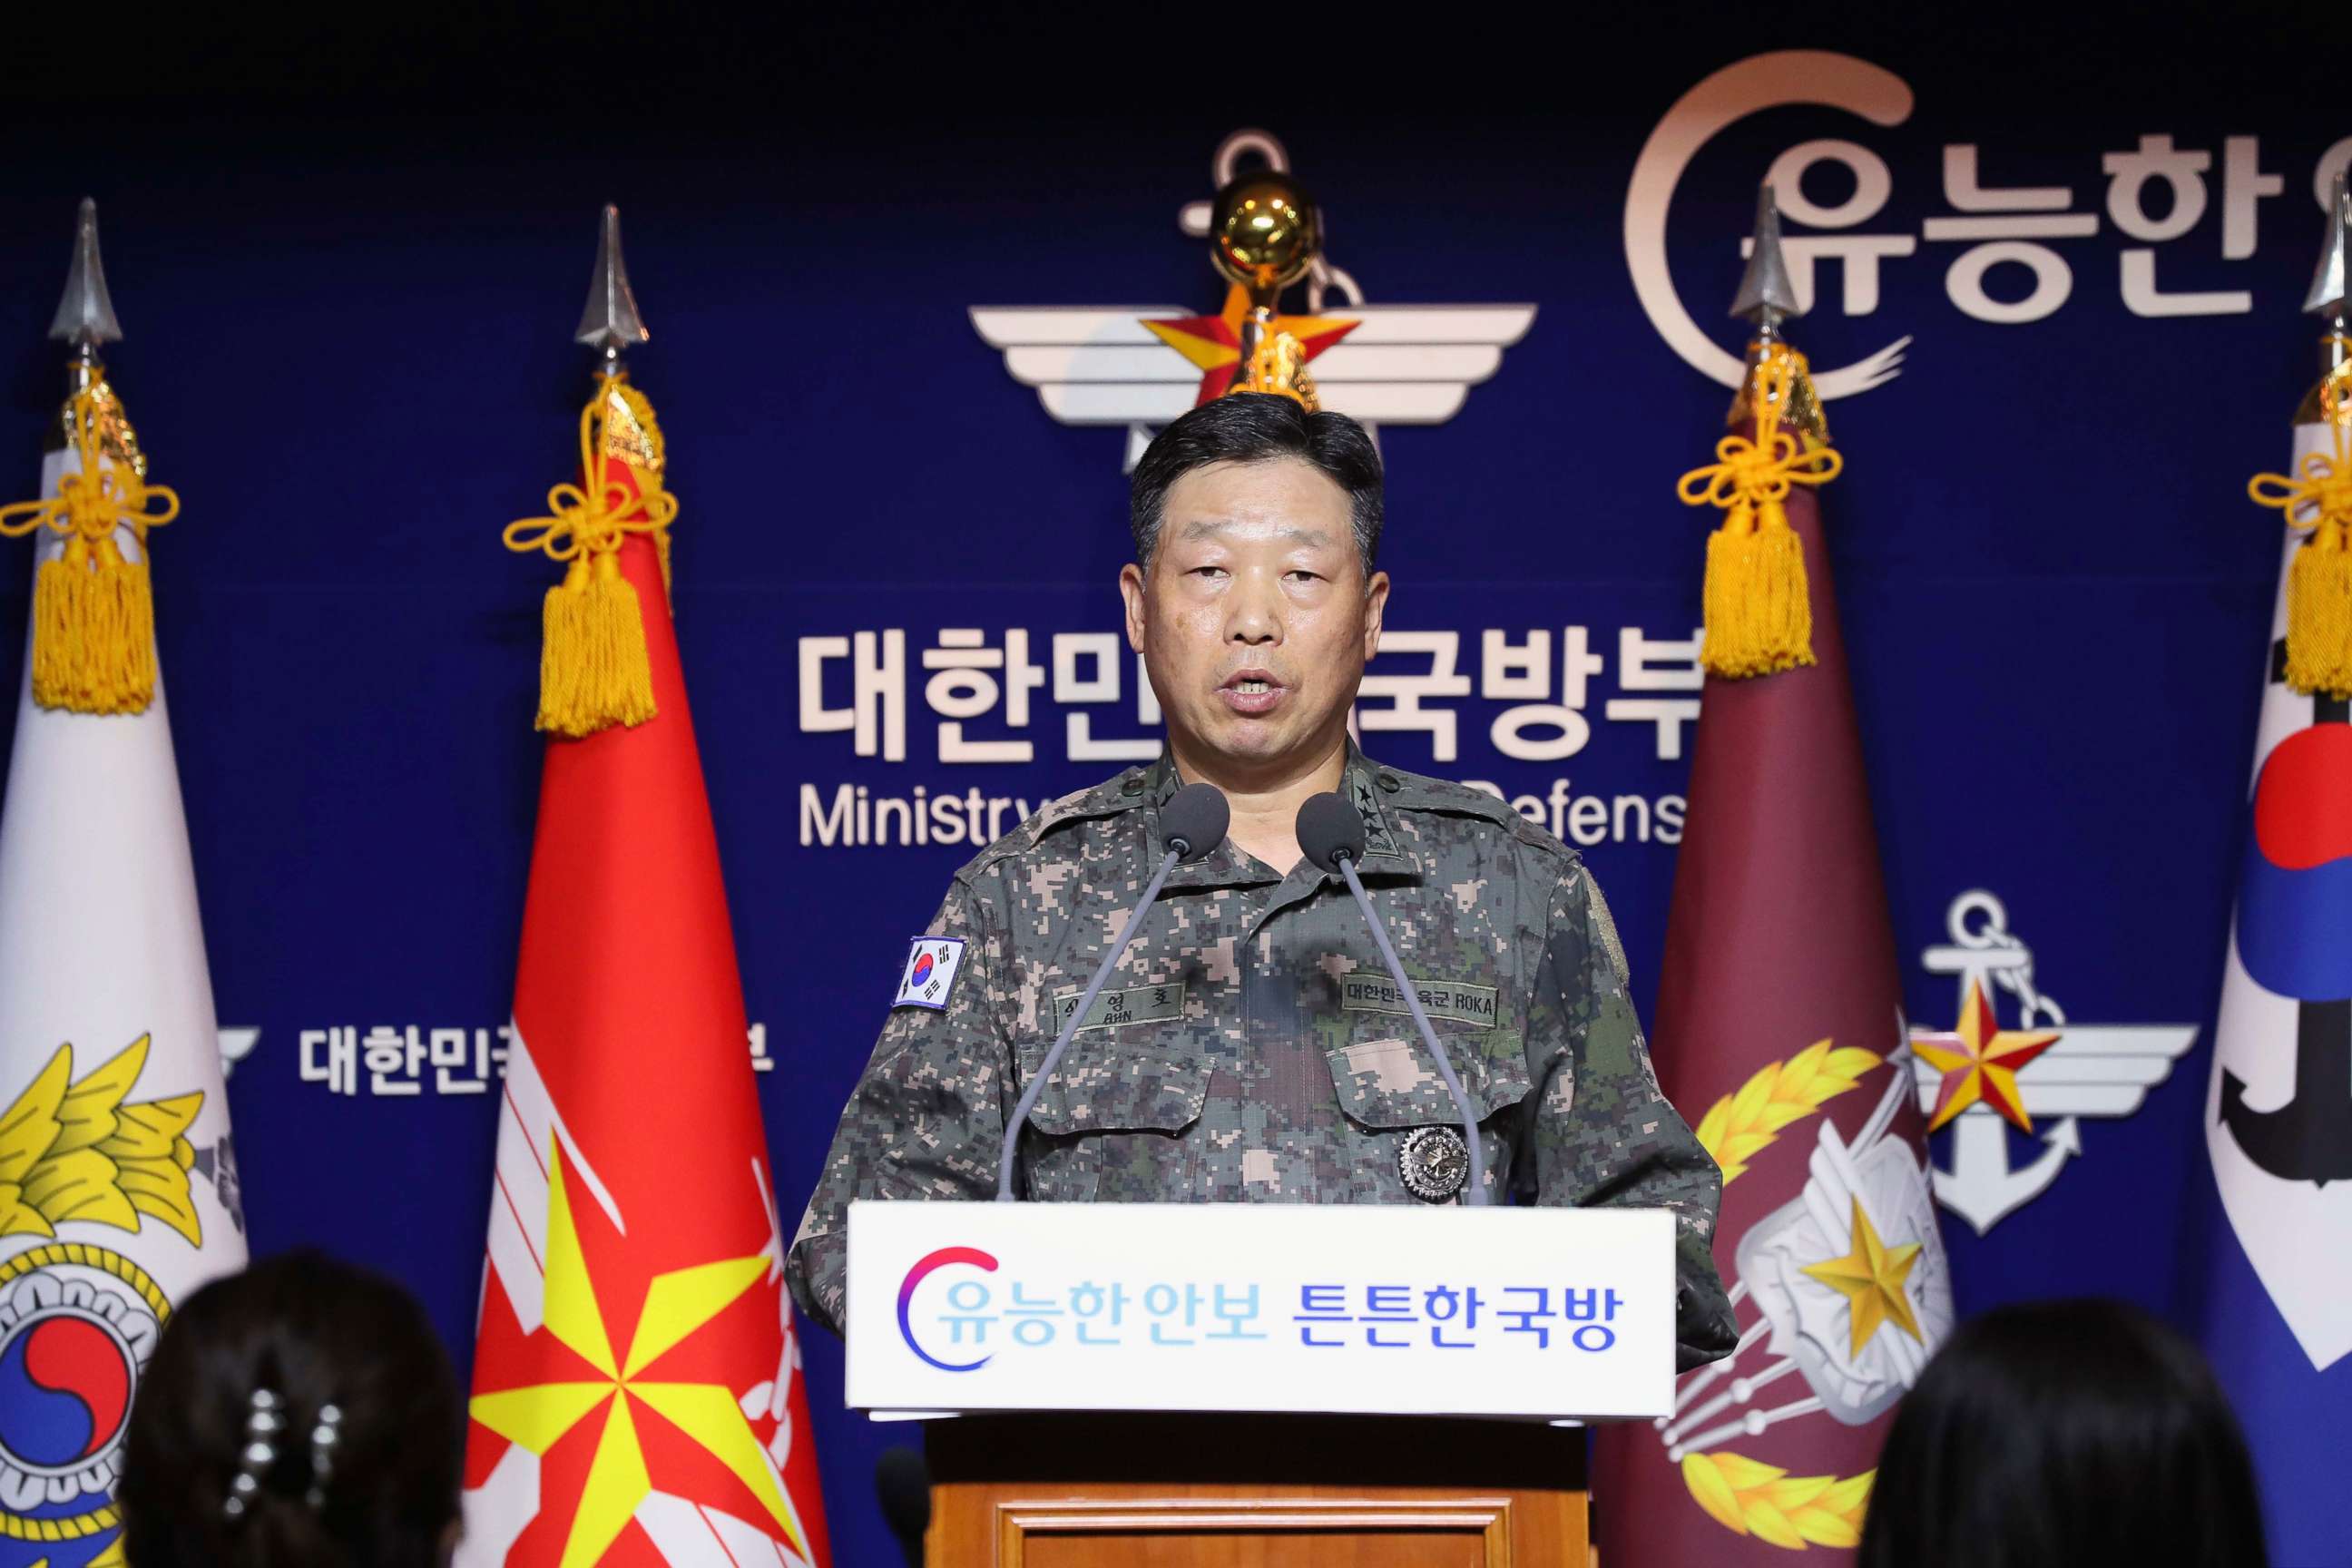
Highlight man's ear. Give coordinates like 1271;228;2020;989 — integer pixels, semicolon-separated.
1119;563;1149;653
1362;569;1391;662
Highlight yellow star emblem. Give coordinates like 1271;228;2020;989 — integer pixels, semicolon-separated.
1912;977;2061;1133
1800;1197;1925;1357
468;1142;806;1568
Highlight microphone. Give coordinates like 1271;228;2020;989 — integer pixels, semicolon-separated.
996;781;1229;1199
875;1446;930;1567
1297;791;1490;1206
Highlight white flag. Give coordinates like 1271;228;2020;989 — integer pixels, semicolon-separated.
0;432;246;1568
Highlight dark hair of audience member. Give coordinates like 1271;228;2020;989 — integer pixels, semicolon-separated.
1857;1298;2266;1568
118;1250;466;1568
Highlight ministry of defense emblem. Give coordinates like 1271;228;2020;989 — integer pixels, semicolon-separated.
1909;890;2200;1234
973;129;1535;469
1652;1031;1952;1548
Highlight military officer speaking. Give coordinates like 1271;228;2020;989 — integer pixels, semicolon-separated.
788;392;1738;1369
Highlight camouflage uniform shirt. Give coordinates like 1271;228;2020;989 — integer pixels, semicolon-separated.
787;749;1736;1367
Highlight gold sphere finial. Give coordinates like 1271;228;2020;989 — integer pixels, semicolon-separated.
1210;172;1320;304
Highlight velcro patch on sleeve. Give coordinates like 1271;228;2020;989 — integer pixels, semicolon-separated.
893;937;967;1011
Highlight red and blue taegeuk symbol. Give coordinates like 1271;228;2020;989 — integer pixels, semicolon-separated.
2237;724;2352;1000
910;950;935;988
0;1313;133;1471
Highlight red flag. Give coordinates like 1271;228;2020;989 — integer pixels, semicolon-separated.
1593;375;1953;1561
458;392;830;1568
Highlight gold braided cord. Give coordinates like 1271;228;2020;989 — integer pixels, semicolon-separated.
0;384;179;714
2250;373;2352;697
501;376;678;737
1676;345;1842;680
0;389;177;549
502;376;678;567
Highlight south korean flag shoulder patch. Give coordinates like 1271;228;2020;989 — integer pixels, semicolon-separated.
893;936;967;1011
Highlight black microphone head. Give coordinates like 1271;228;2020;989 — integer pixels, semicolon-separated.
876;1446;931;1555
1161;782;1230;862
1296;790;1366;872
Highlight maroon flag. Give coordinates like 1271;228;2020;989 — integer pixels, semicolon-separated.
1592;338;1954;1561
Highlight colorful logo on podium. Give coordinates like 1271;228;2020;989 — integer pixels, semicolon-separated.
897;1248;998;1373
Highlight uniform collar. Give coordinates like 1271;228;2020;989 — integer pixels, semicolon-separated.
1143;741;1423;889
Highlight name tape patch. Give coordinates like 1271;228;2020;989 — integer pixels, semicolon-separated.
1340;975;1498;1029
894;937;967;1011
1050;982;1186;1034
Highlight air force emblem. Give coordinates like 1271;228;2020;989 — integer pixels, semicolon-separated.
972;129;1534;469
1910;890;2199;1234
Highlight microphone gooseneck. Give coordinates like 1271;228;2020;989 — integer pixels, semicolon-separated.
1296;790;1491;1206
996;782;1228;1200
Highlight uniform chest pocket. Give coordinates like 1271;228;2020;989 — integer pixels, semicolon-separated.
1021;1037;1214;1137
1325;1030;1533;1131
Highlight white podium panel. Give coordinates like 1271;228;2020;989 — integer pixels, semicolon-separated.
846;1200;1674;1420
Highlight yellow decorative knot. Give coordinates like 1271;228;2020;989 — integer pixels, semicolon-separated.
502;376;680;737
0;386;179;715
2250;396;2352;698
1677;346;1842;679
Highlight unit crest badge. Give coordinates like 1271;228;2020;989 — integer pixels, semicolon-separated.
973;129;1535;469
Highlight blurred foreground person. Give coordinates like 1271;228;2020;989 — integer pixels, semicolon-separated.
117;1250;465;1568
1858;1298;2267;1568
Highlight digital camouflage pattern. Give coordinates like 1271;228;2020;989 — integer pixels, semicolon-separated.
788;748;1738;1367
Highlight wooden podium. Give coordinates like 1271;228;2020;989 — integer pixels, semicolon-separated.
849;1200;1665;1566
924;1411;1587;1566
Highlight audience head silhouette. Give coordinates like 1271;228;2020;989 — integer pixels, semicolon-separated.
1858;1298;2266;1568
118;1250;465;1568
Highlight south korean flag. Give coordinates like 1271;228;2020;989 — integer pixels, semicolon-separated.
893;936;966;1011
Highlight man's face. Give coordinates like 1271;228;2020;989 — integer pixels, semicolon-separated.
1120;457;1388;781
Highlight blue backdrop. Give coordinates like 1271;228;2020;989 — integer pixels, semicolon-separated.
0;9;2335;1563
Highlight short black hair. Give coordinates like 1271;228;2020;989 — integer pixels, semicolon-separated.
1129;393;1383;575
1857;1298;2266;1568
119;1250;465;1568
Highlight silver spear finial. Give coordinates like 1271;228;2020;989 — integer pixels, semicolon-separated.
2303;169;2352;326
48;199;123;373
1730;183;1802;340
573;204;649;374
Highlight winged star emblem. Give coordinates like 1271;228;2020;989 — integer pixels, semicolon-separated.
972;129;1536;468
1908;889;2199;1234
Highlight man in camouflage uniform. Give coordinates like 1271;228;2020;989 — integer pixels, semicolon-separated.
789;394;1736;1369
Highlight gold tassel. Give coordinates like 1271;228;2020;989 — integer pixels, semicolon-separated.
537;554;656;737
0;385;178;716
1700;495;1816;680
503;375;679;738
1676;345;1841;680
2252;380;2352;699
2286;520;2352;697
